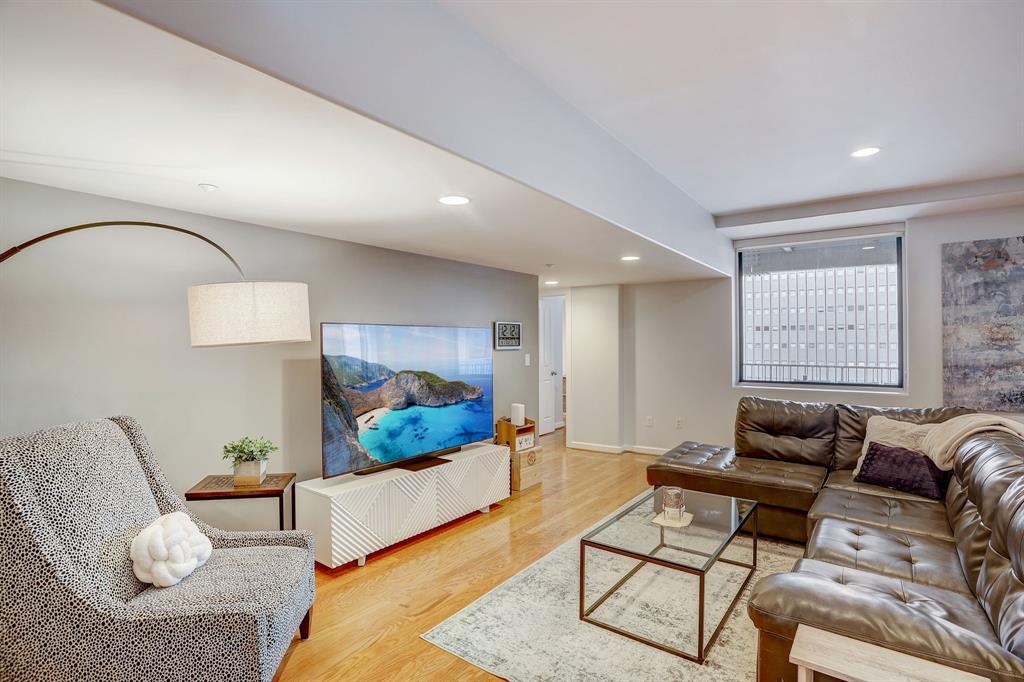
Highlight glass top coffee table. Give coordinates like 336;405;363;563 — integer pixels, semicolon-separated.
579;487;758;664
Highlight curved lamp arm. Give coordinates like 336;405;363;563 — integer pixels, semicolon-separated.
1;220;310;347
0;221;246;279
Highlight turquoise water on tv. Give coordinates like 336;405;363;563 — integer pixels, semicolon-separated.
357;374;493;462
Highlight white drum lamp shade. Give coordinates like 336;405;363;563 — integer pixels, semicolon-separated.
187;281;311;347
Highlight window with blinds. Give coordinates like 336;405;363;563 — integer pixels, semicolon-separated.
737;234;904;388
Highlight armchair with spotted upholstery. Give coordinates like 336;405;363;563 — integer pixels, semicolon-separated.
0;416;315;682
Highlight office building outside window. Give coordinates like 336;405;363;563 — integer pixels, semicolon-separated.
737;234;904;387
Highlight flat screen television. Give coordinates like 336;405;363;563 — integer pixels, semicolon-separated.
320;322;494;478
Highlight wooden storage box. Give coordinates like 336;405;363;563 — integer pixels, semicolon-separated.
512;447;543;491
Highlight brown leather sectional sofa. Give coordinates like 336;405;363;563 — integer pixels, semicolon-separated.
648;396;1024;681
647;396;972;542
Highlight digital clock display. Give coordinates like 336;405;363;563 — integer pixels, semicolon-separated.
494;321;522;350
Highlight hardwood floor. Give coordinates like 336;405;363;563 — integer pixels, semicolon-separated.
276;430;654;681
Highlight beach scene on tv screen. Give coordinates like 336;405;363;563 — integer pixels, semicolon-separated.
321;323;494;477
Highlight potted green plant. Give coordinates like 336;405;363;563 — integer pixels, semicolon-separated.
223;436;278;486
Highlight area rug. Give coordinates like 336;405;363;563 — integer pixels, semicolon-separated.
422;492;803;681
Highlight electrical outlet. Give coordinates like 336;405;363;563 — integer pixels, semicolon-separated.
645;416;653;427
524;353;531;367
675;417;683;429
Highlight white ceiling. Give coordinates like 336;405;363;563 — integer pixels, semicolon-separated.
0;1;722;288
442;0;1024;215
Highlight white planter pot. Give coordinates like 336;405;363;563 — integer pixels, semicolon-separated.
233;460;267;487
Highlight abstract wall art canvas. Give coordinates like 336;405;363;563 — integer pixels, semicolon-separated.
942;236;1024;411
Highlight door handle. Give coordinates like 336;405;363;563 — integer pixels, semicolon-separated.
550;371;557;376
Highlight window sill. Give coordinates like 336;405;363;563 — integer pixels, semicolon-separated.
733;382;909;397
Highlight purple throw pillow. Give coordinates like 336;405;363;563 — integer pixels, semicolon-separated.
854;441;949;501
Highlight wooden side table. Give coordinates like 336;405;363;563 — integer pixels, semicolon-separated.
185;473;297;530
789;625;985;682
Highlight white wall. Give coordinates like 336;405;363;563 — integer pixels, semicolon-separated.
621;205;1024;451
622;279;729;450
566;285;622;451
0;179;539;529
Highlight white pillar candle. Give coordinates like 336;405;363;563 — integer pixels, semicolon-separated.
511;403;526;426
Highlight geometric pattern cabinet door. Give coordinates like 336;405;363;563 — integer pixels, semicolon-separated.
297;444;511;568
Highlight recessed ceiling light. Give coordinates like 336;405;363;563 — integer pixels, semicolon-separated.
620;255;641;261
862;245;876;250
545;280;559;285
198;183;219;192
782;246;794;253
439;195;470;206
851;147;881;158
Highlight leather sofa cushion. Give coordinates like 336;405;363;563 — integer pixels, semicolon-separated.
735;396;836;467
947;432;1024;594
974;472;1024;659
833;403;975;470
806;518;970;594
824;469;942;504
647;441;825;511
748;558;1024;681
751;505;811;544
807;488;953;541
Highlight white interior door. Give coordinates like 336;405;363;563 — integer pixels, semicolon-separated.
538;299;555;435
538;296;564;436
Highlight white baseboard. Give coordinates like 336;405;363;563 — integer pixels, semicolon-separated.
568;440;626;454
555;420;565;429
626;445;669;456
565;438;667;454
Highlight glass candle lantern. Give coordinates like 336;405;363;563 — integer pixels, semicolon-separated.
662;486;686;522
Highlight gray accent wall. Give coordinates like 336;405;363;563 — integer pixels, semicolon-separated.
0;178;538;530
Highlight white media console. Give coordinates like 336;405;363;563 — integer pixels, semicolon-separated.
296;442;511;568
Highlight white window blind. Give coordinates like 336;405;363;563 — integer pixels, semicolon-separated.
737;234;904;387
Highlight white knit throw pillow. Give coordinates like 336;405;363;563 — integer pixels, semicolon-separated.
130;512;212;588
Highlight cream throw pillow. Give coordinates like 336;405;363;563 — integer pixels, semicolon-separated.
854;416;937;477
130;512;213;588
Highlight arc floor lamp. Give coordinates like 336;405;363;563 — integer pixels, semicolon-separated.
0;221;311;347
